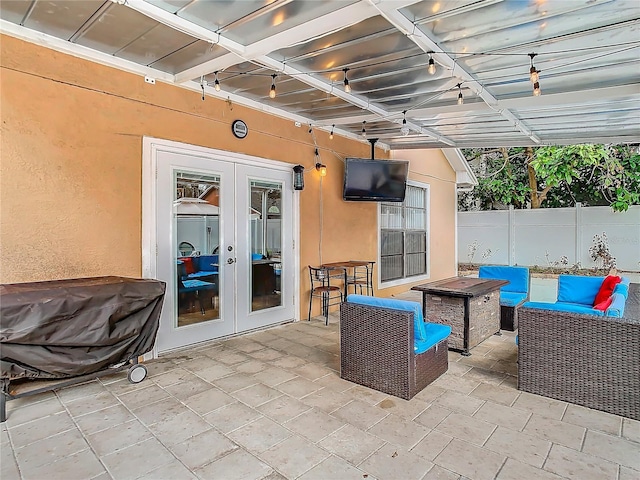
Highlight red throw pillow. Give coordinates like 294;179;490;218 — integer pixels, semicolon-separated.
593;296;613;311
593;275;621;306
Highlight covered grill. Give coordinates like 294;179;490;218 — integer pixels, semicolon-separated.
0;276;165;421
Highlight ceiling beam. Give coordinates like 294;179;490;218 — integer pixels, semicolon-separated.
369;0;542;144
174;1;384;82
123;0;455;145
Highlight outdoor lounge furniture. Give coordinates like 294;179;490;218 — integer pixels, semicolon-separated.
518;277;639;420
340;295;451;400
478;265;530;331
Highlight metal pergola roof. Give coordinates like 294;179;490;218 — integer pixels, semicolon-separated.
2;0;639;149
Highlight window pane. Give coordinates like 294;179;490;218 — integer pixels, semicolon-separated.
381;204;402;229
381;230;403;256
406;207;425;230
381;255;403;281
405;232;426;254
405;253;426;276
380;185;428;283
405;186;424;208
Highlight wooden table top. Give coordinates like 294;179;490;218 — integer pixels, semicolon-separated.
321;260;372;269
411;276;508;298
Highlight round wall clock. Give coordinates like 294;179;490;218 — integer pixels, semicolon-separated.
231;119;248;139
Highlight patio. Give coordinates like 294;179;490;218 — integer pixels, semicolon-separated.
2;307;639;480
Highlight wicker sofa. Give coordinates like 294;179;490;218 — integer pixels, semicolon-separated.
340;295;450;400
518;278;639;420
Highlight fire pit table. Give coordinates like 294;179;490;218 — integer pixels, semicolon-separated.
412;276;507;355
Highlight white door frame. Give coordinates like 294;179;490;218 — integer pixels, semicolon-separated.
142;136;301;357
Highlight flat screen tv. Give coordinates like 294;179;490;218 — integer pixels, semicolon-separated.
343;158;409;202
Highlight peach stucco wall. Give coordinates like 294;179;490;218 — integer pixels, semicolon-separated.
0;35;458;318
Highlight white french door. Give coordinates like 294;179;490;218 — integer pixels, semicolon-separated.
151;147;295;353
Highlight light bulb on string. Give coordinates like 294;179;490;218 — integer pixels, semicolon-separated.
343;68;351;93
269;74;277;99
329;124;334;140
214;71;221;92
528;53;539;83
400;111;410;136
361;121;366;138
533;81;541;96
457;83;463;105
427;53;436;75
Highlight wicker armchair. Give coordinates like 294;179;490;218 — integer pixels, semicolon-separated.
340;300;449;400
518;293;640;420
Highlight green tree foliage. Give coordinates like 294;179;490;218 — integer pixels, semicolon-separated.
459;144;640;212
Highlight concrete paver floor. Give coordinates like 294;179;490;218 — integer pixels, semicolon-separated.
2;314;639;480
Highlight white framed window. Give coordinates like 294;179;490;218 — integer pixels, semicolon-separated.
379;182;429;286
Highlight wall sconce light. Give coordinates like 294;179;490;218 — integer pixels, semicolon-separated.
293;165;305;190
315;163;327;177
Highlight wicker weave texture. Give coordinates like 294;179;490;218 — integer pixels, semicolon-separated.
518;307;640;420
340;302;448;400
425;291;500;351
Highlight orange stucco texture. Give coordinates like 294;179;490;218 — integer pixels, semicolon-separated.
0;35;457;317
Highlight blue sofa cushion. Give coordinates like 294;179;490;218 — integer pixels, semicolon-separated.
606;293;626;318
416;323;451;354
346;294;427;341
523;301;605;317
557;275;604;306
500;291;528;307
613;278;630;299
479;266;529;294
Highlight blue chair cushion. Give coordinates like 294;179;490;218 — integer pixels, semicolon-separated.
523;301;604;317
346;294;427;341
180;279;216;292
196;255;219;273
187;271;218;279
500;292;528;307
479;266;529;294
557;275;604;306
415;323;451;354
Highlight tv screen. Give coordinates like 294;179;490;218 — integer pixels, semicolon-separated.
343;158;409;202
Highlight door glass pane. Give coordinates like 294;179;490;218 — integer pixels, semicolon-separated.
250;179;282;312
174;171;220;327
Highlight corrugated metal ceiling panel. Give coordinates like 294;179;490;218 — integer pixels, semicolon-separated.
0;0;637;148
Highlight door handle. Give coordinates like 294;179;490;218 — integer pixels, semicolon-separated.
227;258;235;264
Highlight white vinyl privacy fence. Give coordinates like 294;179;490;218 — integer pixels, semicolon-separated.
458;204;640;271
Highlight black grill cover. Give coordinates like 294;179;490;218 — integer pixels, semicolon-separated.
1;276;166;380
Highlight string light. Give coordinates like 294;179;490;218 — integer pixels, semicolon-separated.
533;81;541;96
343;68;351;93
361;121;366;138
457;83;463;105
213;71;221;91
269;74;277;99
200;75;206;101
528;53;539;83
329;124;334;140
427;53;436;75
400;111;410;136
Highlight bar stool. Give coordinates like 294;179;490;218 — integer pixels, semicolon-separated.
347;261;375;296
308;266;344;325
